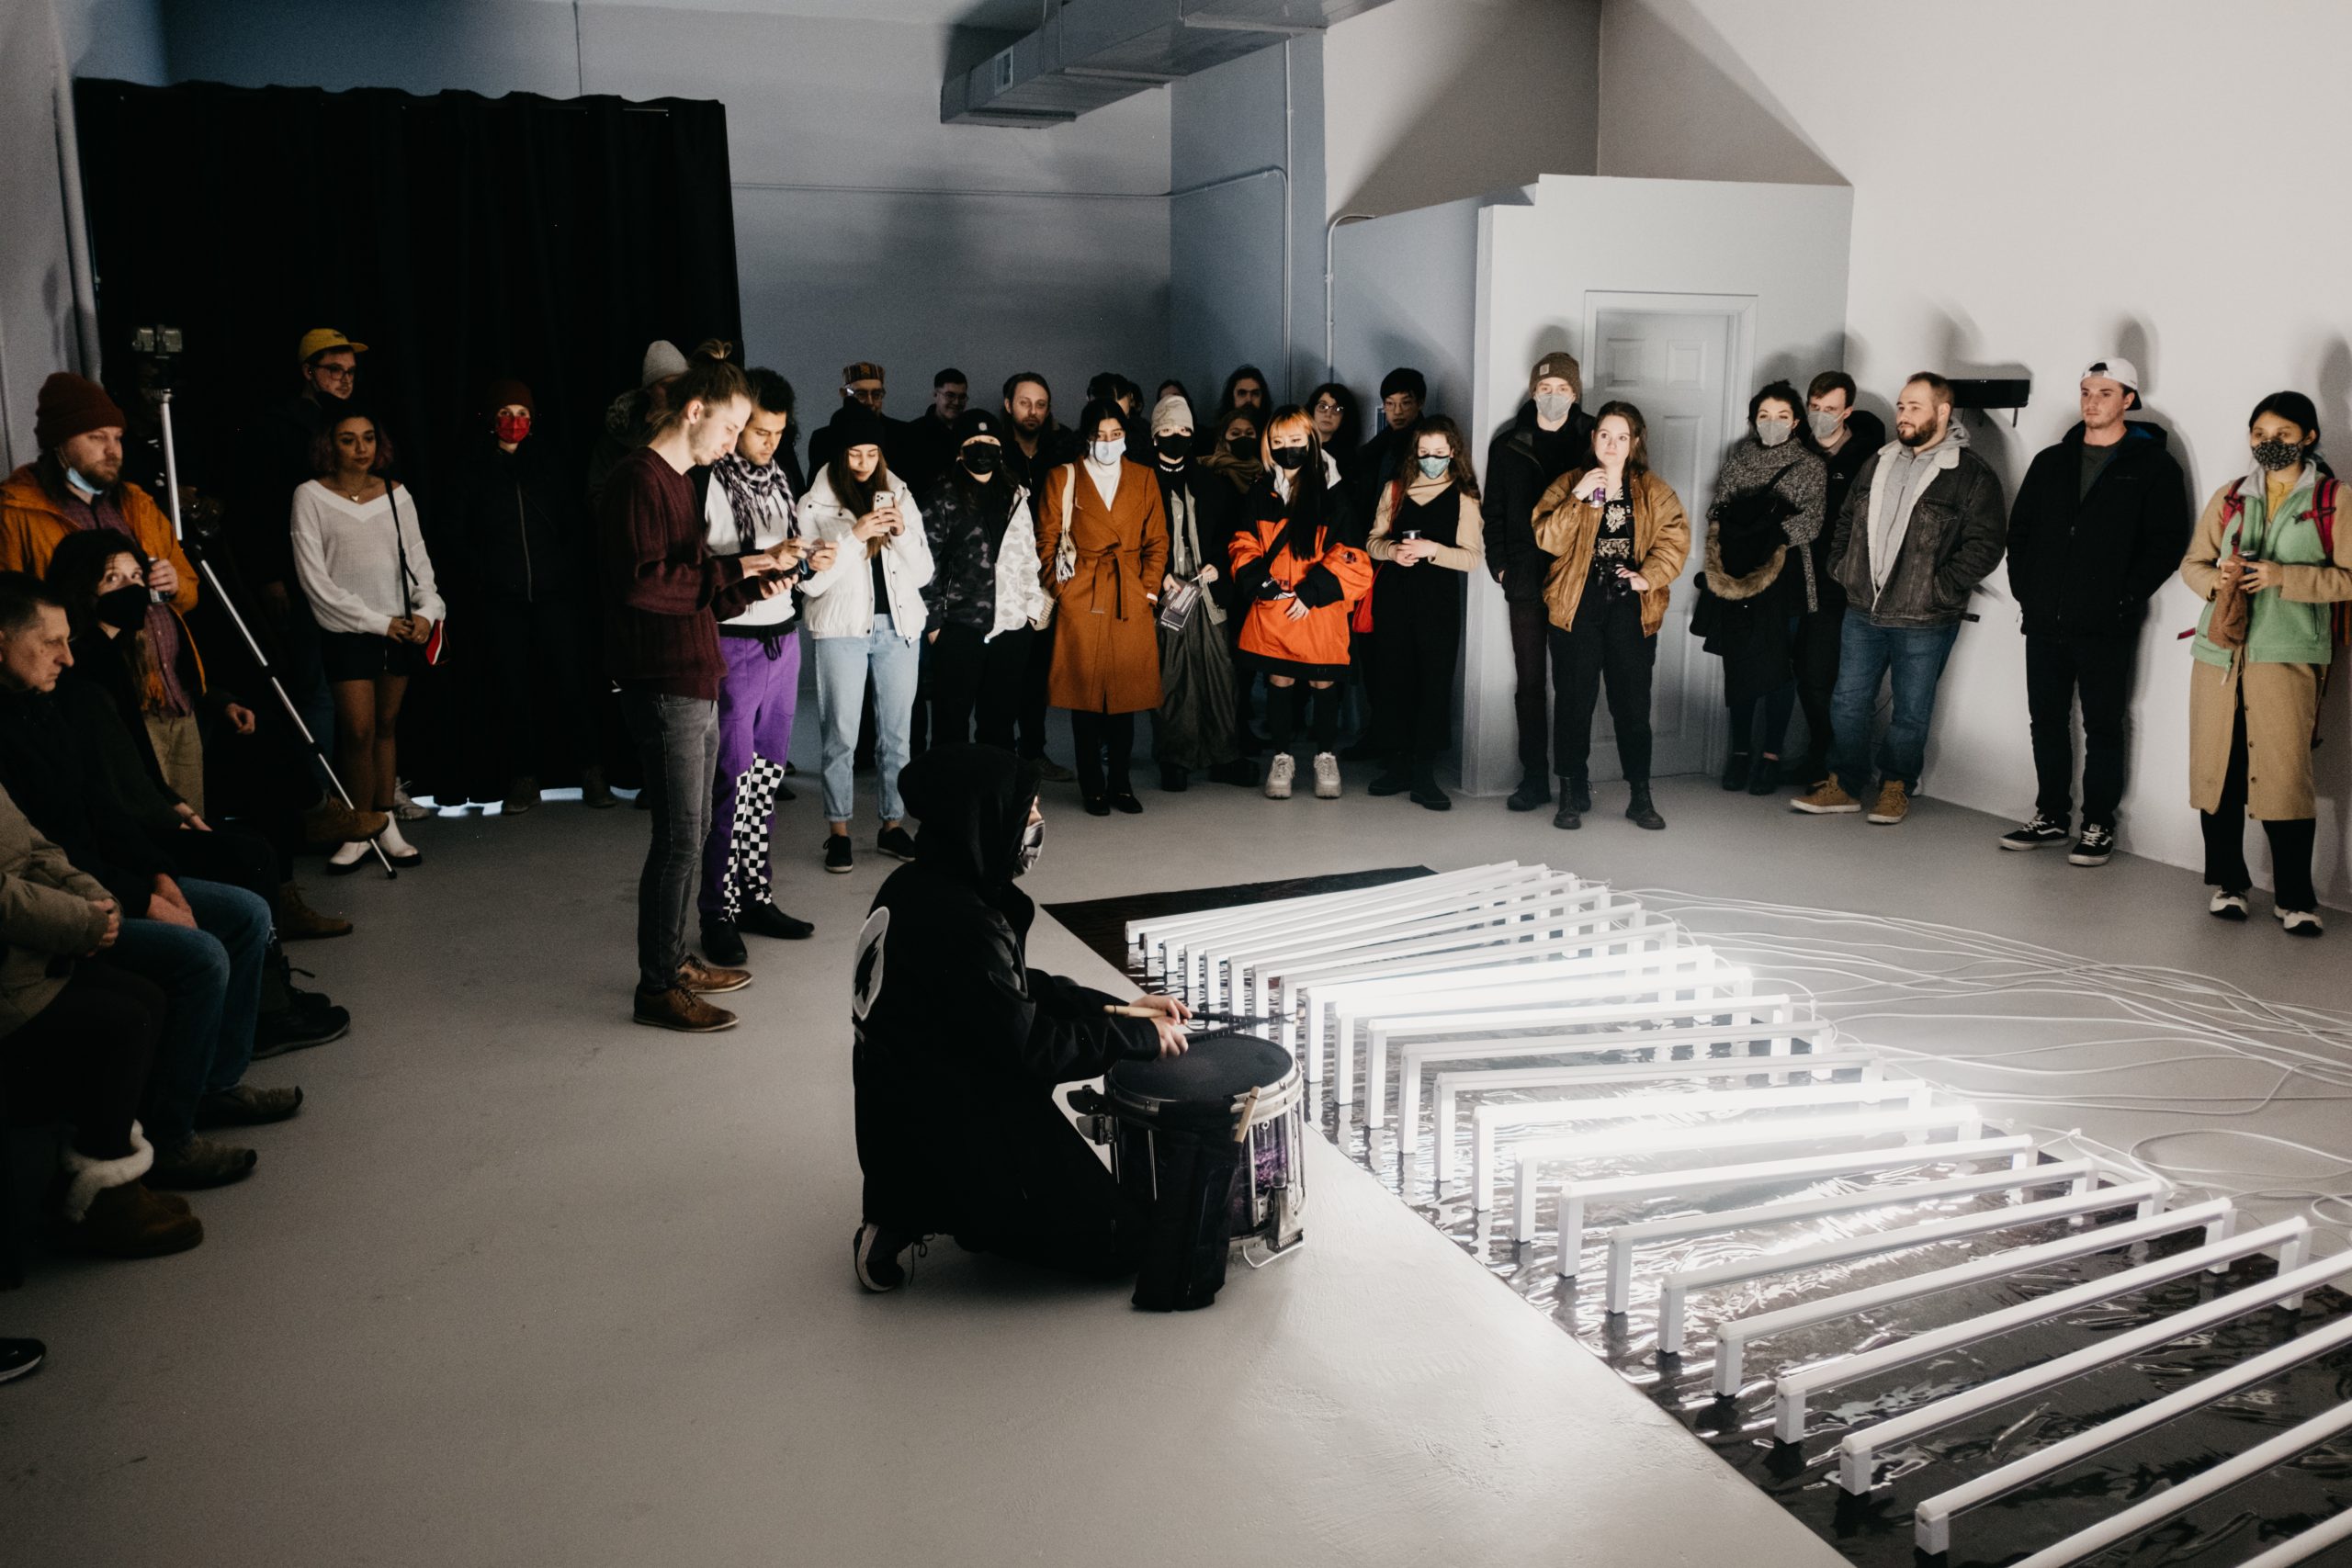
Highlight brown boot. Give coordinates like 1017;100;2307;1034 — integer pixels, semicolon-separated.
305;799;391;845
1867;780;1912;825
61;1181;203;1258
633;984;738;1032
277;880;352;941
580;765;617;809
678;955;752;994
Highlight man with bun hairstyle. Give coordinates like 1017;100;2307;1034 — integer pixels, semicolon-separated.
1997;355;2190;865
1485;353;1596;811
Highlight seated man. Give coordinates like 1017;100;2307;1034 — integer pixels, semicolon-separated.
850;743;1187;1291
0;574;287;1188
0;780;198;1257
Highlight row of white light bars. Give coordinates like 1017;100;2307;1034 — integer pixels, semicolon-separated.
1125;863;2352;1567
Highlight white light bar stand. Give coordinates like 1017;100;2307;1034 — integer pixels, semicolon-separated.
1915;1303;2352;1555
1835;1232;2352;1495
1656;1179;2166;1355
1712;1196;2235;1397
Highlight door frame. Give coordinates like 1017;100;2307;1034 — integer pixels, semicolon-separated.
1583;288;1759;776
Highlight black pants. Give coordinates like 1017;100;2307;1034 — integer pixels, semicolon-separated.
1549;589;1655;784
2201;698;2319;913
1019;623;1057;760
854;1043;1145;1278
1791;603;1845;775
1267;679;1340;756
1508;598;1553;785
930;624;1031;750
1069;710;1136;796
3;962;165;1161
486;594;598;781
2026;629;2137;831
1374;590;1461;762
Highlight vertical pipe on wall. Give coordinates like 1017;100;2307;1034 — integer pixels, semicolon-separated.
51;26;99;378
1324;211;1372;379
1280;39;1293;399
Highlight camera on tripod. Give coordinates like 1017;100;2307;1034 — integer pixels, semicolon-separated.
124;324;223;553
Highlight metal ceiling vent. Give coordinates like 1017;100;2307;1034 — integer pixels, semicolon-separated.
943;0;1392;125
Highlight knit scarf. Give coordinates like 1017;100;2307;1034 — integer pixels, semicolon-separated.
710;452;797;550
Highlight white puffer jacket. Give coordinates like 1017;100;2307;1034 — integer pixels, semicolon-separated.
797;469;934;639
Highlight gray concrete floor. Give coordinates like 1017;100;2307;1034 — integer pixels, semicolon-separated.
3;751;2344;1566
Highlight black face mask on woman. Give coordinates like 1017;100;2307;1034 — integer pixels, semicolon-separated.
1154;433;1190;463
2253;437;2306;472
1227;434;1257;459
95;585;149;631
961;445;1001;478
1268;445;1311;472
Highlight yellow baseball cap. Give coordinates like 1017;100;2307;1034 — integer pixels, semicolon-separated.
298;328;368;363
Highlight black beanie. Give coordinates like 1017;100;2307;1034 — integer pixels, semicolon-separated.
953;408;1005;445
828;402;888;452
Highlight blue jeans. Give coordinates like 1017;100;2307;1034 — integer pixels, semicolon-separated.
1828;610;1961;797
621;691;719;992
812;615;921;825
110;876;272;1144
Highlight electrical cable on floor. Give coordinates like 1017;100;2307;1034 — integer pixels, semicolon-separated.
1622;886;2352;1235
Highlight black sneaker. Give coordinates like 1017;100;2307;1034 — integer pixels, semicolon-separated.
739;902;815;941
700;917;747;966
1367;768;1411;797
823;834;854;874
876;826;917;862
1506;776;1550;812
0;1337;43;1385
1999;814;2068;851
854;1222;923;1292
250;1003;349;1060
2068;825;2115;866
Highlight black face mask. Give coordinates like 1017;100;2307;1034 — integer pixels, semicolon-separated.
1268;446;1311;472
95;585;149;631
1154;433;1191;463
1227;434;1258;459
2253;437;2305;472
961;445;1001;477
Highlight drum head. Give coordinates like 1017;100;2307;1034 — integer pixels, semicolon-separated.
1107;1032;1295;1114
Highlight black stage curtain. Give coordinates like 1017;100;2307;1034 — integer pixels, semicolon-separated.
72;78;742;801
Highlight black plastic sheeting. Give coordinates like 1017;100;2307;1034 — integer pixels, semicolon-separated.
1060;880;2352;1568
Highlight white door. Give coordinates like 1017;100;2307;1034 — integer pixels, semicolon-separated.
1586;306;1735;781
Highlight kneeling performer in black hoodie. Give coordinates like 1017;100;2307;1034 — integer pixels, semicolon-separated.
850;743;1188;1291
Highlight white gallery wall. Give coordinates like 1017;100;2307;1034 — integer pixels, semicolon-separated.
1598;0;2352;906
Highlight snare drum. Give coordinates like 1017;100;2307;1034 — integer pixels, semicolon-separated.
1093;1032;1306;1255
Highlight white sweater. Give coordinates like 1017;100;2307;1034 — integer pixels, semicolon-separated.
289;480;445;637
796;469;933;639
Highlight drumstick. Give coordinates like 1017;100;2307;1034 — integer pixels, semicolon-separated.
1233;1087;1261;1144
1102;1004;1279;1026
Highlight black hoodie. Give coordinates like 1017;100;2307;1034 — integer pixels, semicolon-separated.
2004;419;2190;637
857;744;1154;1096
1484;400;1599;604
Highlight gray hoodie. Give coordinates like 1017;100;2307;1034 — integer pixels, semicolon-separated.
1828;415;2007;628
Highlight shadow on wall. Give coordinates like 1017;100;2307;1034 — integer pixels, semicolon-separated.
1596;0;1840;186
1333;3;1596;218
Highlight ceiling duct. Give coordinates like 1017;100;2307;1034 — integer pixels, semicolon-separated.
943;0;1391;126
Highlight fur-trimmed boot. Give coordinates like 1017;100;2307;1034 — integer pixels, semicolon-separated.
55;1124;203;1258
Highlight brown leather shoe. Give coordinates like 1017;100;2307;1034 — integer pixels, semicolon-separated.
1867;780;1912;825
304;800;392;845
678;955;752;994
60;1181;203;1258
580;765;617;809
634;983;738;1032
1789;779;1861;815
277;880;352;941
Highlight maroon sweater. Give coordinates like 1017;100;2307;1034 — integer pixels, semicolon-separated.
596;446;754;701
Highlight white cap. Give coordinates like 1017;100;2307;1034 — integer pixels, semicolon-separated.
2081;356;2140;394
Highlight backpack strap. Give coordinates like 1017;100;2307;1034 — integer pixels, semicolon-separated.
2316;477;2350;649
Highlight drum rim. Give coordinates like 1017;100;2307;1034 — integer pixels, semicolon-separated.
1106;1063;1304;1122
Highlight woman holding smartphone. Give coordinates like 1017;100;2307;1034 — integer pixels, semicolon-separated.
1532;401;1690;831
1363;416;1485;809
798;404;933;874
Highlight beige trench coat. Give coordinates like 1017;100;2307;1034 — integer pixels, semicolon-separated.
2177;479;2352;818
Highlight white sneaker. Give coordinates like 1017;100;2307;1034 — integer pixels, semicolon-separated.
2278;907;2324;937
390;781;432;821
1312;751;1341;799
2209;890;2249;920
1264;754;1295;800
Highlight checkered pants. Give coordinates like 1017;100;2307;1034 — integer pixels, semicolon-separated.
700;629;802;921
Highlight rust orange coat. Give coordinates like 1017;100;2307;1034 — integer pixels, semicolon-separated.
1036;459;1169;714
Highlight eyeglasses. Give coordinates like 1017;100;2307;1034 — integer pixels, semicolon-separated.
1310;400;1343;415
314;365;356;382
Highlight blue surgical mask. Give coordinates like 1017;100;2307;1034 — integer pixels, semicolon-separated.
65;468;100;498
1416;455;1450;479
1090;438;1125;467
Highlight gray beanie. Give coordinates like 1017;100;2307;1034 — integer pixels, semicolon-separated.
640;340;689;388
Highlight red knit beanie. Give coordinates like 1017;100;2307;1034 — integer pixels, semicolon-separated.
34;373;126;451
